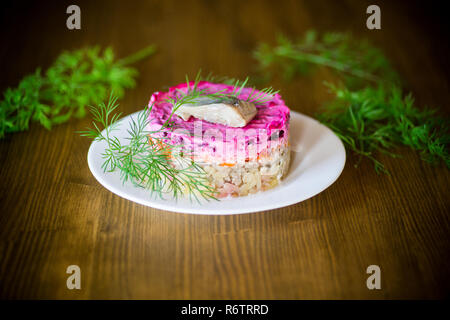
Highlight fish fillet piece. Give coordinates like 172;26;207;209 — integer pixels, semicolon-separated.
174;97;257;127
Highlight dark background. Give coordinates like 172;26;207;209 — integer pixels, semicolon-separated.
0;0;449;299
0;0;449;113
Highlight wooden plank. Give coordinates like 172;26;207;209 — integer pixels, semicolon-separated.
0;0;448;299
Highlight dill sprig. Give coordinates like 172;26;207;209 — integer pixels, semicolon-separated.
79;92;218;202
79;72;279;201
318;84;450;173
0;44;156;139
254;30;449;172
254;31;400;88
202;72;279;104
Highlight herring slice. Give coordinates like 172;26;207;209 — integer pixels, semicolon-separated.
174;97;257;127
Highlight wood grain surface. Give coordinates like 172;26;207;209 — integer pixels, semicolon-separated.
0;0;449;299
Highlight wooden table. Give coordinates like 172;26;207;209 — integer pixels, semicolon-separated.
0;0;449;299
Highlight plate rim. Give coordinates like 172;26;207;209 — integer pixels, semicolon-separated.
87;110;346;215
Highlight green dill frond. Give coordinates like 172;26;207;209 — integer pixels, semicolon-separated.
255;30;449;172
80;93;218;202
1;45;156;139
254;30;400;88
317;84;450;172
190;71;279;105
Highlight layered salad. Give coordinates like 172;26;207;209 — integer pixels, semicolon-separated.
148;81;290;198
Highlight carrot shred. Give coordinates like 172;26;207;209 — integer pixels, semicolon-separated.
219;163;235;167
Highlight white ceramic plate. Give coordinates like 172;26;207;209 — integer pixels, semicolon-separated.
87;111;346;214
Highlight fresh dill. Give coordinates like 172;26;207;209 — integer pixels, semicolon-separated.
317;84;450;173
79;72;280;201
202;72;279;104
79;92;218;202
254;30;449;172
0;44;156;139
254;31;400;88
